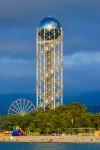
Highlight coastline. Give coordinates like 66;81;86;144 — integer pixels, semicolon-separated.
0;135;100;143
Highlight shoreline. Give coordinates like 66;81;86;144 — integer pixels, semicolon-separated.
0;135;100;143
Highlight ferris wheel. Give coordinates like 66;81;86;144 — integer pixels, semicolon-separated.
8;98;35;115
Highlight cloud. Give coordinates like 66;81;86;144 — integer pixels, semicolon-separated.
0;0;100;95
0;26;36;59
64;51;100;66
0;0;99;23
0;51;100;94
0;0;99;57
0;57;35;77
63;52;100;94
0;56;36;93
0;40;34;59
0;22;100;59
64;37;100;55
63;21;100;54
0;0;62;20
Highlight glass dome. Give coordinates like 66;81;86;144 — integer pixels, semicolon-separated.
39;16;61;30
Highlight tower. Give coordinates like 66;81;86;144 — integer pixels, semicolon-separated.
36;16;63;110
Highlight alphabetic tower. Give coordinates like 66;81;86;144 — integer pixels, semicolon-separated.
36;16;63;111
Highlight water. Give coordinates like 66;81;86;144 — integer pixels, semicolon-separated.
0;143;100;150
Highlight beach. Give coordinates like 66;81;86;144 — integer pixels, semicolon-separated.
0;135;100;143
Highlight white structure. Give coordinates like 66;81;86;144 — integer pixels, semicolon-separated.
36;16;63;110
8;98;35;115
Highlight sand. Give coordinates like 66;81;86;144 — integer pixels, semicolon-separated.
0;135;100;143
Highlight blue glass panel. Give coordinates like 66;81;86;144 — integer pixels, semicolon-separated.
39;16;61;29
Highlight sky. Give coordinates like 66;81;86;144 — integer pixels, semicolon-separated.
0;0;100;96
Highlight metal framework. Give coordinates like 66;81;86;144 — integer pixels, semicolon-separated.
8;98;35;115
36;17;63;110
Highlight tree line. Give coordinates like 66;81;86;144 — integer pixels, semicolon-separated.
0;102;100;134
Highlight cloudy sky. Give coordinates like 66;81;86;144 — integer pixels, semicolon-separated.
0;0;100;96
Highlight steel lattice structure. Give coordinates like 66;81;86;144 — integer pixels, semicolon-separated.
8;98;35;115
36;17;63;110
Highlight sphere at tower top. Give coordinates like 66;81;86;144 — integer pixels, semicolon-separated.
38;17;62;40
39;16;61;30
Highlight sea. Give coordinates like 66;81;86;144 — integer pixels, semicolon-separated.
0;143;100;150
